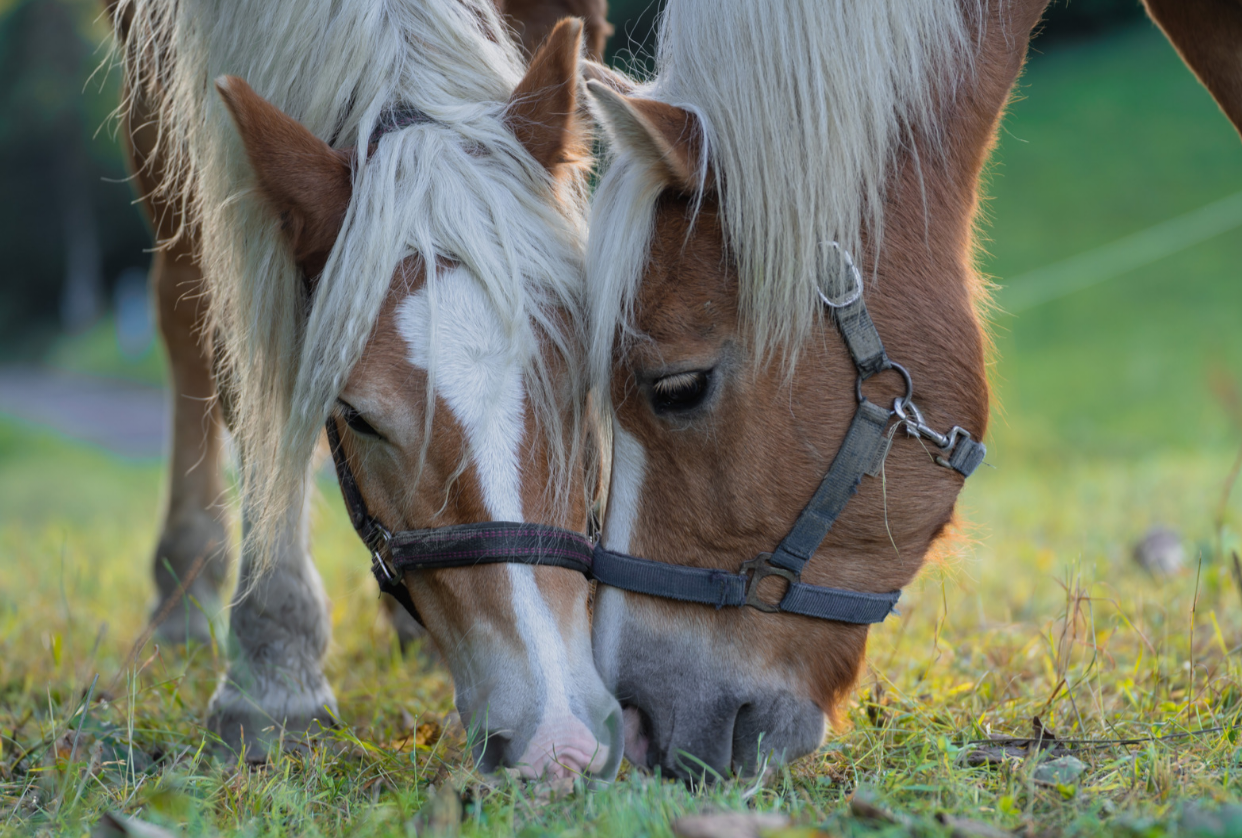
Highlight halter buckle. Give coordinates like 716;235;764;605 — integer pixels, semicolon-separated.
740;553;798;613
367;526;397;583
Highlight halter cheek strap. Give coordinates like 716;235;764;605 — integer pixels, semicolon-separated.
591;266;986;625
325;418;594;626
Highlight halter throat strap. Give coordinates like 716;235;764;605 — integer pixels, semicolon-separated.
325;419;594;626
591;283;986;625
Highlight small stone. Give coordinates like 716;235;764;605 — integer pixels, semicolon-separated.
1132;526;1185;575
1033;755;1086;786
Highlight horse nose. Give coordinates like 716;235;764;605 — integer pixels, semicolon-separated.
473;701;622;780
621;696;741;782
512;703;621;779
622;688;825;781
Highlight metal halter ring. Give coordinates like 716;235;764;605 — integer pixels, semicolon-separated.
855;361;913;407
816;241;864;309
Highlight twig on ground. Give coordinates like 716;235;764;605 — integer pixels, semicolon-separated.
970;725;1225;749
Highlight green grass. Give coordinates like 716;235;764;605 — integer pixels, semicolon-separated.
3;23;1242;837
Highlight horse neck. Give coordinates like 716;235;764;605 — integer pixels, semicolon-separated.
811;0;1052;590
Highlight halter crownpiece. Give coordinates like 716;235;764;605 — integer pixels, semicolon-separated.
591;246;986;624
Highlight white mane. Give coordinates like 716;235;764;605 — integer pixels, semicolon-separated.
116;0;589;563
588;0;976;388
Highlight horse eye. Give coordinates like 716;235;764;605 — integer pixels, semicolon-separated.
337;400;382;439
651;370;711;414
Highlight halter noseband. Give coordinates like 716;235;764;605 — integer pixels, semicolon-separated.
591;253;986;625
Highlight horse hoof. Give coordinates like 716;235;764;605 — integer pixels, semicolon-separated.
206;677;338;761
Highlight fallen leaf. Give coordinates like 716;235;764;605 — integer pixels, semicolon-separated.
416;720;443;748
672;811;790;838
91;813;178;838
935;812;1014;838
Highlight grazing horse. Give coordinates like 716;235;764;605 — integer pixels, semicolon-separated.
583;0;1242;781
111;0;621;780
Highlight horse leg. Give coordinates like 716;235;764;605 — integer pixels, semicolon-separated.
122;80;233;644
148;235;233;642
207;475;337;760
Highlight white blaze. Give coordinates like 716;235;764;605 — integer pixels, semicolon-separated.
602;424;646;553
397;266;600;776
396;266;527;521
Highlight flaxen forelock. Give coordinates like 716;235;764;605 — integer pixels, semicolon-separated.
587;0;977;395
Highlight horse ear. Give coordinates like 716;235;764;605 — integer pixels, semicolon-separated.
506;17;590;175
582;60;637;95
585;80;705;192
1144;0;1242;140
215;75;353;280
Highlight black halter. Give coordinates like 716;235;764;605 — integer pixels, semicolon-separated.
591;260;987;625
326;418;594;626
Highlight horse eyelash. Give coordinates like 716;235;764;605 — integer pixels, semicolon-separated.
653;371;705;395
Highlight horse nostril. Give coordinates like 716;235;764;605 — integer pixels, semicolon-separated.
474;729;512;774
731;702;760;774
622;704;654;768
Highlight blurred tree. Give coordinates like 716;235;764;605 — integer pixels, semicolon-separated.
0;0;150;353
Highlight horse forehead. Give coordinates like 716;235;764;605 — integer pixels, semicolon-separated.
394;265;529;522
634;199;738;345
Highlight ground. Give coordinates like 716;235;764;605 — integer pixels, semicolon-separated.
2;22;1242;837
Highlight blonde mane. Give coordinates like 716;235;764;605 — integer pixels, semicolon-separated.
588;0;976;390
116;0;590;565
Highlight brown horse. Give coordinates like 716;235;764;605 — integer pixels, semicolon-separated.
582;0;1242;780
111;0;620;779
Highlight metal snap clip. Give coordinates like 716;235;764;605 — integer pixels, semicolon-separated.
368;525;397;582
